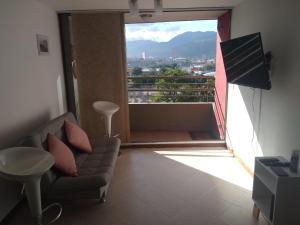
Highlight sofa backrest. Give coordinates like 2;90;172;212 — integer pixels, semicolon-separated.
21;112;78;191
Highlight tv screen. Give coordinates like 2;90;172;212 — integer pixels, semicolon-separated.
220;32;271;90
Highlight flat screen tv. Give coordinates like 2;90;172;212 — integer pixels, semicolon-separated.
220;32;271;90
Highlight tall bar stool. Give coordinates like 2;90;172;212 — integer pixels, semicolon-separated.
0;147;62;225
92;101;120;141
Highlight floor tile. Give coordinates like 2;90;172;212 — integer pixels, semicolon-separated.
3;147;264;225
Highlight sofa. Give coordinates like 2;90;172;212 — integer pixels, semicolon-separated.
21;112;120;202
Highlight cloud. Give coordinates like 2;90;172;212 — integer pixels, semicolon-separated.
125;20;217;42
127;24;162;32
125;29;181;42
147;26;160;32
164;25;181;32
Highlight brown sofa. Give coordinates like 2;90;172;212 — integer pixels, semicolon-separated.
21;112;120;202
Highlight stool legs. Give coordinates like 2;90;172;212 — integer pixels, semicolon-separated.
24;177;42;225
103;114;113;139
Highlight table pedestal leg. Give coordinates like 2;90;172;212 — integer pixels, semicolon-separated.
24;177;42;225
103;114;112;139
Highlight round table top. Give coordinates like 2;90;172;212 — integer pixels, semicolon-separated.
0;147;54;181
93;101;120;115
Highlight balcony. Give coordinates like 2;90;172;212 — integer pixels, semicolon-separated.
128;75;215;103
127;75;223;144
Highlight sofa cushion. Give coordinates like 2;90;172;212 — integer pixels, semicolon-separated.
47;133;78;177
21;113;78;186
76;151;116;182
40;113;78;149
64;120;92;153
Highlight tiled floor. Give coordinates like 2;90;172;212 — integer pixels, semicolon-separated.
4;148;266;225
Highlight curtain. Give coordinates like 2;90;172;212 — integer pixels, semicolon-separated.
214;11;231;139
71;13;130;144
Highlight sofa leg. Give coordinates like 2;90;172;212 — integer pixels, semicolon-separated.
99;197;106;203
99;193;106;204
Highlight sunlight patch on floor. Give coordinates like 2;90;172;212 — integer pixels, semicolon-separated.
155;149;253;190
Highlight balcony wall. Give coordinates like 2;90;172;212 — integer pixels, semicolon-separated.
129;103;218;134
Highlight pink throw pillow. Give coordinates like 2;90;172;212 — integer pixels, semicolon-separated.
47;133;78;176
64;120;92;153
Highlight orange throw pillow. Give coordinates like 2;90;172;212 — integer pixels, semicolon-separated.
47;133;78;176
64;120;92;153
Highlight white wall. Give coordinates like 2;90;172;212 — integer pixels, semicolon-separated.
0;0;66;220
0;0;67;148
227;0;300;171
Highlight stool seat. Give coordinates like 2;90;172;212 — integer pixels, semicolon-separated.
93;101;119;116
0;147;54;181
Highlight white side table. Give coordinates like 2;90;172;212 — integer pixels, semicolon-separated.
252;157;300;225
0;147;61;225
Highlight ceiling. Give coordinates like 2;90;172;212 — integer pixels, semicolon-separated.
37;0;245;12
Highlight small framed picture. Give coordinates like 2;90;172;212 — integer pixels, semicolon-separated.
36;34;49;55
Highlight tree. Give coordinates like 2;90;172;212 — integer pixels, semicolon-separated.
159;63;178;73
150;67;215;102
131;67;142;76
202;63;215;72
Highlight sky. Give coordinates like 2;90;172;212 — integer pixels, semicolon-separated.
125;20;217;42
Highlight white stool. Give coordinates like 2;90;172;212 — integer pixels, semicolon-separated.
93;101;120;140
0;147;62;225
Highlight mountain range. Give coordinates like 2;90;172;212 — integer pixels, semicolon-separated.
126;31;216;59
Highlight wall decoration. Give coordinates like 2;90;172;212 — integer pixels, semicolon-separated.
36;34;49;55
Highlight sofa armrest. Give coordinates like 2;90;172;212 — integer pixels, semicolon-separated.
93;137;121;153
